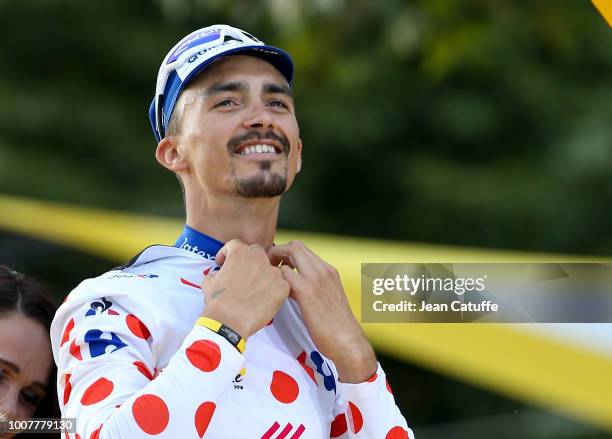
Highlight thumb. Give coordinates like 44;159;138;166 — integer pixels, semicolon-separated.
215;247;228;266
215;238;245;266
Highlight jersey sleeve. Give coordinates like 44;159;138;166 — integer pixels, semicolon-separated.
52;295;244;439
329;363;415;439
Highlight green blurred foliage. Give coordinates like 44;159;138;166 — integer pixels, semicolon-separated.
0;0;611;254
1;3;611;435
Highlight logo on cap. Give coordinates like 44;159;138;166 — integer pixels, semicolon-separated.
167;29;222;65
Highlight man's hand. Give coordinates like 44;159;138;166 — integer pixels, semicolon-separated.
201;239;290;340
267;241;377;383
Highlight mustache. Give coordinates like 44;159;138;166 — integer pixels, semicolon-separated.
227;130;290;155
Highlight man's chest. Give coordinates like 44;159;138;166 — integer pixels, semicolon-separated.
143;265;339;438
206;333;337;438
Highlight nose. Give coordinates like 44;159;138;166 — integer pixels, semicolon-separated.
242;101;274;131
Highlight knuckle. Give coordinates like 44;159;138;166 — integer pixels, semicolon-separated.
326;264;339;277
228;238;244;248
229;240;248;254
250;243;266;256
289;240;303;249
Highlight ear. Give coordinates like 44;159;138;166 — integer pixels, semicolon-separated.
296;138;303;173
155;137;188;173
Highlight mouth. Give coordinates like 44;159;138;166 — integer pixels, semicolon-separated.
233;142;283;160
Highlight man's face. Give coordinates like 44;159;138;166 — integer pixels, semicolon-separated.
175;55;301;199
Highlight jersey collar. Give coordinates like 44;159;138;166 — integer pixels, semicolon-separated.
174;225;224;261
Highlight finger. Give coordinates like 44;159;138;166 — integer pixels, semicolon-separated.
279;265;306;294
248;243;267;258
268;242;318;278
266;245;293;267
287;242;334;279
266;247;296;269
215;238;245;266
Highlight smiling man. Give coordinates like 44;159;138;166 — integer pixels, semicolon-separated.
51;25;415;438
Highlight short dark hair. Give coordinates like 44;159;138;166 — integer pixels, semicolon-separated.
166;106;183;137
0;265;60;438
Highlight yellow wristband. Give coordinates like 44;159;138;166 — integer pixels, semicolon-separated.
196;317;246;354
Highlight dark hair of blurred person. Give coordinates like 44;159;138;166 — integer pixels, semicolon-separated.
0;265;59;439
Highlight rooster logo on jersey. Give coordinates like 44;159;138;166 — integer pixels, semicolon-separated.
85;297;119;317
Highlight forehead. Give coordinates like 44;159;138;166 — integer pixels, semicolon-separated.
189;54;289;90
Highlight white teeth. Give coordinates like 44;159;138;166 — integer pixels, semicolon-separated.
238;144;278;155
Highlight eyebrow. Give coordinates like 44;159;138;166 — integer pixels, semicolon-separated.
0;357;48;391
263;82;294;98
204;81;249;96
203;81;294;99
0;357;20;373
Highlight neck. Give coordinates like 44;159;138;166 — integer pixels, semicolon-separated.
185;190;280;248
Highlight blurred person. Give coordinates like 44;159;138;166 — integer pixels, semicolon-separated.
0;265;59;439
51;25;414;438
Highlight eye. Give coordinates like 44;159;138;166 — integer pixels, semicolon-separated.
213;99;237;108
20;389;41;407
269;100;289;109
0;369;7;382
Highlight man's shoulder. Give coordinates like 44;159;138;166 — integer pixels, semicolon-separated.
116;244;208;270
51;245;211;353
61;244;210;307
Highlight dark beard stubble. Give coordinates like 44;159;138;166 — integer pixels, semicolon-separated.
232;160;288;198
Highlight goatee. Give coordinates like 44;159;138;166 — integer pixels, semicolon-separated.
235;164;287;198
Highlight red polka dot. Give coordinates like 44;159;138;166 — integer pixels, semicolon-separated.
348;402;363;433
329;414;347;437
386;426;409;439
194;401;216;437
367;372;378;382
132;394;169;434
75;434;81;439
126;314;151;339
89;425;102;439
60;318;75;347
63;374;72;405
186;340;221;372
270;370;299;403
69;339;82;361
386;378;393;394
80;377;114;406
296;351;316;384
133;361;154;380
